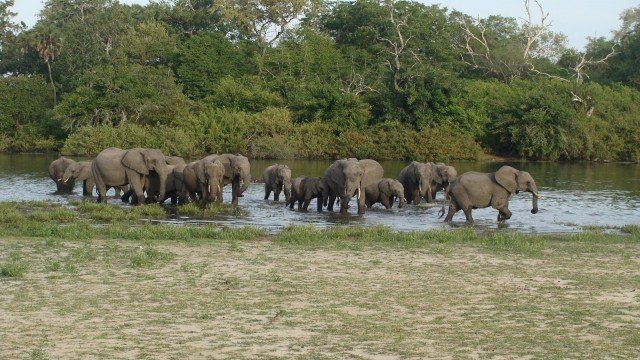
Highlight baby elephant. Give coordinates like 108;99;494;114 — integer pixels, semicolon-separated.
289;177;328;211
263;164;292;203
365;178;406;209
441;165;540;224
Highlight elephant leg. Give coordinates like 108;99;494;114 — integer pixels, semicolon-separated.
82;180;91;196
316;195;324;212
357;193;365;215
462;206;474;224
127;173;146;206
381;196;392;209
412;188;421;205
302;198;311;211
231;179;239;205
274;184;282;202
327;194;336;211
340;195;351;214
121;188;134;203
264;184;271;200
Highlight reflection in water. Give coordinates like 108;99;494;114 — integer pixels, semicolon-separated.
0;154;638;233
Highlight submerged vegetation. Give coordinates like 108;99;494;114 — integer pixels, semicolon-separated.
0;0;639;161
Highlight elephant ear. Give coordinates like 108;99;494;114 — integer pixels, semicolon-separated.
495;166;518;194
195;160;206;182
380;179;392;194
122;149;149;175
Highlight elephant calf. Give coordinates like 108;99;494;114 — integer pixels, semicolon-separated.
365;178;406;209
442;165;540;224
263;164;292;203
298;177;328;211
49;157;76;193
287;176;307;210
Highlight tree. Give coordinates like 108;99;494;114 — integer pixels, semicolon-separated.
36;35;61;106
214;0;312;55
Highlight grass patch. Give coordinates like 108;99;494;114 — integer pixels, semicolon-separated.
1;253;28;277
130;246;173;268
176;202;249;218
621;224;640;235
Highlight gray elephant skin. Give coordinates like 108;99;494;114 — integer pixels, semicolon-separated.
294;177;328;211
442;165;540;223
288;176;307;210
399;161;434;205
62;160;94;196
324;158;384;214
49;157;76;193
92;147;169;204
182;158;225;203
429;163;457;202
203;154;251;205
365;178;406;209
263;164;292;203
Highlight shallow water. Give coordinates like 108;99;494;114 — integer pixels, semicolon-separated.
1;154;638;233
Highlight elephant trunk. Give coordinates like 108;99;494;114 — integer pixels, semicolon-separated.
283;180;291;203
239;171;250;197
155;168;168;203
530;182;539;214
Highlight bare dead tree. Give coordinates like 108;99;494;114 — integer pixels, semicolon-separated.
378;0;421;92
460;0;617;85
339;69;379;95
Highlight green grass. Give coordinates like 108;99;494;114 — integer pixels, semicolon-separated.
1;253;28;277
130;246;173;268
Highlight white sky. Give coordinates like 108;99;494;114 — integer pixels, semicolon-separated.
10;0;638;50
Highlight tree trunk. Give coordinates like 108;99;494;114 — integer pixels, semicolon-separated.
46;60;57;107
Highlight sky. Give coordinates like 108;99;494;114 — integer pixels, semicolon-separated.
9;0;638;50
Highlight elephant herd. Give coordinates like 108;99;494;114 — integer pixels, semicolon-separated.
49;149;541;224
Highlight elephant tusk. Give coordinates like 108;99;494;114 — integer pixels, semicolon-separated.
428;185;431;195
532;191;544;199
208;184;211;195
356;187;361;200
57;178;62;182
217;184;221;193
419;184;422;195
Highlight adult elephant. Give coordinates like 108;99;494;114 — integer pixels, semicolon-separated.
263;164;292;203
49;157;76;193
399;161;434;205
203;154;251;205
177;161;199;202
441;165;540;224
121;155;186;204
92;147;169;204
191;157;225;203
287;176;307;210
324;158;383;214
365;178;406;209
429;163;457;202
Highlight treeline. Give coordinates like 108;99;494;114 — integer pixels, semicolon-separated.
0;0;639;161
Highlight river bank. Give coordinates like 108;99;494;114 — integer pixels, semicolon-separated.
2;226;639;358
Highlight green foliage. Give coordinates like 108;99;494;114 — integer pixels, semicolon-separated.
61;124;196;157
176;32;250;98
0;0;639;162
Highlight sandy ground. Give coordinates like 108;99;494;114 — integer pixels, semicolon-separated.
1;237;639;359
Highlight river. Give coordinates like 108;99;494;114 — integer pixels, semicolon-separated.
0;154;638;233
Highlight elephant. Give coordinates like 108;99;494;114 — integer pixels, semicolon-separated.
399;161;434;205
61;160;94;196
144;164;183;204
165;155;186;166
203;154;251;205
121;154;187;203
429;163;457;202
324;158;384;214
92;147;169;204
178;161;200;202
441;165;540;224
365;178;406;209
287;176;307;210
49;157;76;193
298;177;329;211
263;164;292;203
62;160;128;198
192;157;225;203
